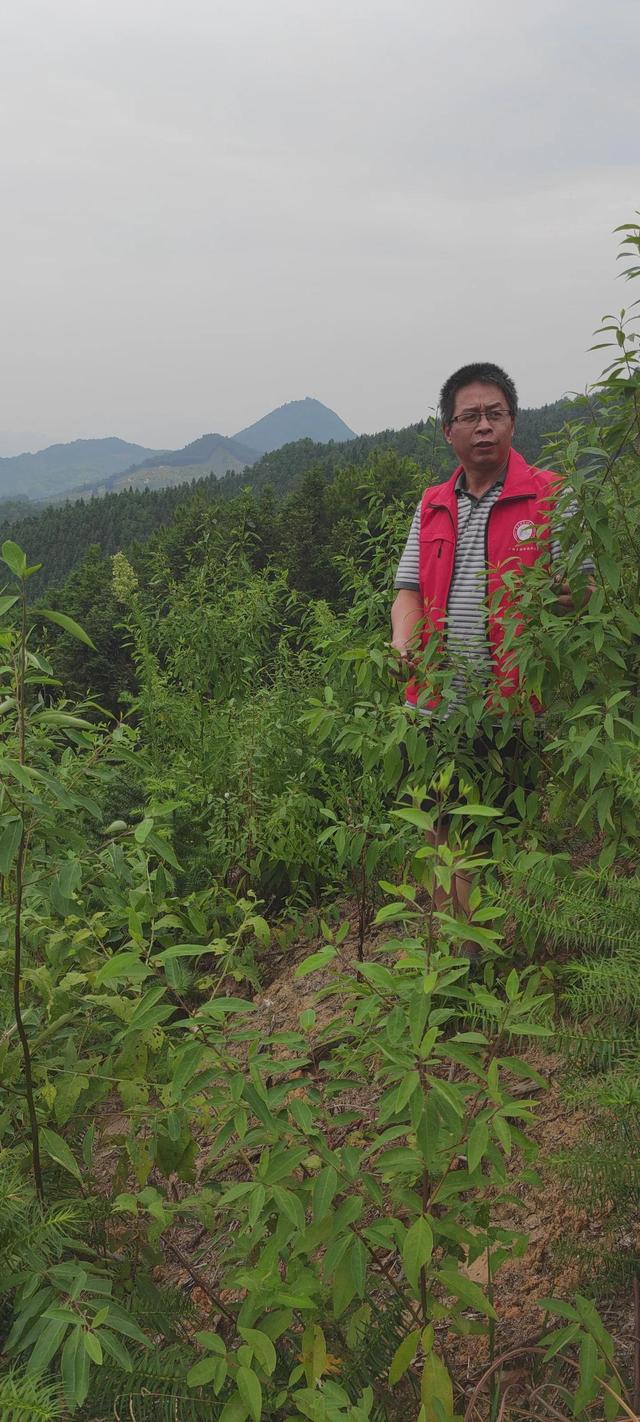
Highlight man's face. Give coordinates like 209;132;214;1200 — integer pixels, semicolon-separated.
444;381;515;477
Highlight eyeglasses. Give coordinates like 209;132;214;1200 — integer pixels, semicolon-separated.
449;406;511;427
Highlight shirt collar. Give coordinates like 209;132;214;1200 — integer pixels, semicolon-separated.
455;465;507;498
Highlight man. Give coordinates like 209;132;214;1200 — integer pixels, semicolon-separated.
391;361;581;923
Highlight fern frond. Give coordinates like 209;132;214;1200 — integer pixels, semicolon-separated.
132;1275;199;1338
339;1292;406;1420
0;1160;83;1274
0;1369;63;1422
552;1138;640;1215
79;1345;227;1422
556;1023;640;1072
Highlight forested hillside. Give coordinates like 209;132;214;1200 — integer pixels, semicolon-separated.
0;436;160;501
1;225;639;1422
0;398;583;593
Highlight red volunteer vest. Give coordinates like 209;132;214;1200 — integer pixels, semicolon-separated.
406;448;561;711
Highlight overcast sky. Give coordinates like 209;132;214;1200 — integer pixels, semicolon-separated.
0;0;638;455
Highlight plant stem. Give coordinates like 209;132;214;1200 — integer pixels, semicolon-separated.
419;1167;429;1323
633;1273;640;1412
13;582;44;1202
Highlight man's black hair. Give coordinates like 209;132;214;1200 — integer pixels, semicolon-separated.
439;362;518;426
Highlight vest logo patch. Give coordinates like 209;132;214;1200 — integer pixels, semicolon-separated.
514;519;535;543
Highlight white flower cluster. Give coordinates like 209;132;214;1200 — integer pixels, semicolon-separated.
111;552;139;606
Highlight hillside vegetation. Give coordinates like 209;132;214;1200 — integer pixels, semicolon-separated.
1;224;639;1422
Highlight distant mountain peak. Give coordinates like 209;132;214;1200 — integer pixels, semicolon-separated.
233;398;356;454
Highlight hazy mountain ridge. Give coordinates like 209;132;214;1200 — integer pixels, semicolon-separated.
0;399;357;503
105;400;357;494
114;432;261;478
0;437;161;501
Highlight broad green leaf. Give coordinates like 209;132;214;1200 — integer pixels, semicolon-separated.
467;1120;489;1173
395;1070;421;1112
604;1384;621;1421
538;1298;579;1322
438;1268;497;1319
198;997;257;1017
447;804;502;818
238;1328;276;1376
574;1332;599;1411
83;1330;103;1365
195;1331;226;1355
392;807;435;830
312;1166;338;1221
295;948;337;978
374;900;420;925
248;914;270;947
61;1326;82;1408
56;858;82;899
95;952;151;985
157;942;212;961
402;1216;433;1289
41;1127;82;1182
290;1388;328;1421
289;1097;314;1132
34;710;94;729
492;1114;512;1155
100;1329;133;1372
302;1323;327;1385
75;1335;90;1407
541;1322;581;1362
26;1317;68;1375
0;758;33;788
271;1186;306;1232
427;1075;464;1117
421;1351;454;1417
0;817;22;874
237;1364;262;1422
101;1309;149;1345
144;829;181;869
40;608;96;649
187;1355;221;1387
42;1307;83;1326
574;1294;615;1360
389;1328;420;1385
219;1398;250;1422
332;1257;357;1318
2;540;27;576
0;594;19;616
248;1184;266;1228
349;1238;367;1298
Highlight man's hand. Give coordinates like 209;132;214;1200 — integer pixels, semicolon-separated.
388;639;420;679
390;588;424;673
553;578;574;611
553;574;595;612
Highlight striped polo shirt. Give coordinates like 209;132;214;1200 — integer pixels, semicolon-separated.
395;470;566;713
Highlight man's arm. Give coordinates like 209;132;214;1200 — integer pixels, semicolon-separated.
391;587;424;664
